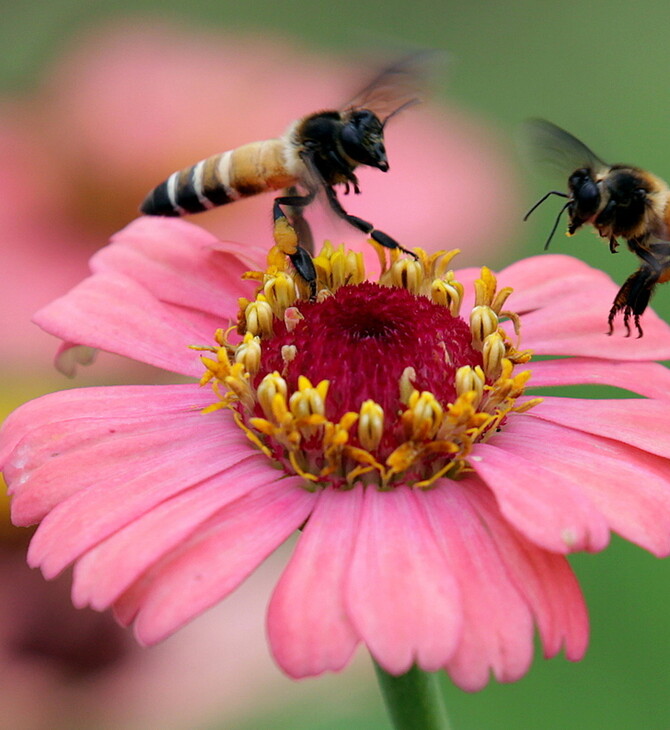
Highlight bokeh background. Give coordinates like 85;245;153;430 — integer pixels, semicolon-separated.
1;1;670;728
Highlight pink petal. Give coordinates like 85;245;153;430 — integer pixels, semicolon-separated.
463;485;589;661
528;358;670;398
0;384;210;469
267;485;362;678
113;476;316;645
72;456;283;610
470;443;610;553
25;411;255;578
455;256;608;316
418;481;534;690
91;217;262;316
493;416;670;555
33;271;209;377
511;293;670;360
530;397;670;459
2;384;214;518
346;486;462;674
495;254;599;302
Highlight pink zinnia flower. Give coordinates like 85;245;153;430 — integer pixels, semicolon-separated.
3;217;670;691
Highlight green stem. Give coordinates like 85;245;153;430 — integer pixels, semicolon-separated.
373;660;452;730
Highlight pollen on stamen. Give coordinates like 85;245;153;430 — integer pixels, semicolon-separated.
200;241;540;488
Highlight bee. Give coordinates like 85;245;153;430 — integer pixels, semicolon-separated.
522;118;670;337
140;54;429;292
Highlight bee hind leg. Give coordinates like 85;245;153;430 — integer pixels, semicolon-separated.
284;186;314;255
272;194;317;297
607;265;657;338
324;186;417;260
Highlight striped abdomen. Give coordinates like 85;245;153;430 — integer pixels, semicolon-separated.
140;138;298;216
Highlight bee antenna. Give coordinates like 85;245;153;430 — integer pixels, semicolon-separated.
382;98;421;127
523;190;569;221
542;200;572;250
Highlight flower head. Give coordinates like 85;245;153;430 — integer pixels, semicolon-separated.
3;218;670;691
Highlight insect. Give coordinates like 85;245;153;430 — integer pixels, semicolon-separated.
522;118;670;337
140;55;429;293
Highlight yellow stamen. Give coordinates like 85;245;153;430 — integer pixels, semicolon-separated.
264;272;297;319
470;305;499;347
431;274;464;316
402;390;444;441
245;297;274;338
234;332;262;375
491;286;514;314
313;242;365;290
482;331;506;380
455;365;485;405
257;372;288;421
358;400;385;451
386;258;424;294
289;377;329;425
399;367;417;405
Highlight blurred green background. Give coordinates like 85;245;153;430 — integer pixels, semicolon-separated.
2;1;670;728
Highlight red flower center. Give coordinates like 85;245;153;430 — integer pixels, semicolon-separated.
256;282;482;456
201;243;539;488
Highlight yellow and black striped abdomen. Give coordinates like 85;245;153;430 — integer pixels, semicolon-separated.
140;138;298;217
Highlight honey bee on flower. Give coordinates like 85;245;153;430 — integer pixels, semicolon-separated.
141;54;431;292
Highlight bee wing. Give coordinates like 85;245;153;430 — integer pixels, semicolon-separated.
342;51;439;122
520;118;609;179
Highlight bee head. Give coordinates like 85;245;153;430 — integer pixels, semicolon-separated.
341;110;389;171
567;168;601;234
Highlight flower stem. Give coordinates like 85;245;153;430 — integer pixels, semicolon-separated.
373;660;452;730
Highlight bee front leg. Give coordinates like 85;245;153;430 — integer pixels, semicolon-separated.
324;150;360;193
272;194;317;297
324;186;417;259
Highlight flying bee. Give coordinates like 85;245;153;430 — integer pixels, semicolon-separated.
522;118;670;337
140;54;431;293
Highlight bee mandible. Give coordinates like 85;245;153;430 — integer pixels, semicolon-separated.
522;119;670;337
140;54;430;293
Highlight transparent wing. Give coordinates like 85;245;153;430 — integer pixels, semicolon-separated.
342;51;440;122
520;118;609;179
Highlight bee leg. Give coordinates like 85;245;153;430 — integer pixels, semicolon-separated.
272;195;317;297
595;197;618;229
607;265;657;338
323;150;360;193
284;186;314;255
609;236;619;253
324;186;417;259
288;247;317;298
